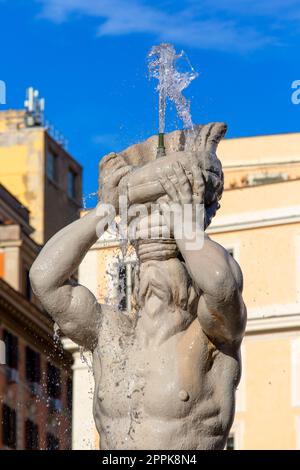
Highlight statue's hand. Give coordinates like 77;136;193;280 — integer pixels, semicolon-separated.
100;152;132;213
158;162;205;237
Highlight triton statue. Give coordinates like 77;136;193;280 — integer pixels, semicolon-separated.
30;123;246;450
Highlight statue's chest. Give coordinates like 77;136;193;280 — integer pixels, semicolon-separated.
95;335;146;419
95;321;209;420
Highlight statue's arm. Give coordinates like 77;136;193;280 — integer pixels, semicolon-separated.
30;208;107;350
30;153;131;350
179;235;246;344
159;161;246;345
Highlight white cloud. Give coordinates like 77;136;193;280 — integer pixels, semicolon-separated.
36;0;299;52
196;0;300;17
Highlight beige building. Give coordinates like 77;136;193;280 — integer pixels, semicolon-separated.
66;131;300;450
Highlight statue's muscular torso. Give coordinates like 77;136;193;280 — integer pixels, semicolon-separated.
29;140;246;451
92;304;241;450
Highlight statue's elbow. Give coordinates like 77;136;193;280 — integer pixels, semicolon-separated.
29;261;47;298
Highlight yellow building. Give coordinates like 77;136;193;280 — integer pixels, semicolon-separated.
0;106;82;244
0;92;84;449
65;131;300;450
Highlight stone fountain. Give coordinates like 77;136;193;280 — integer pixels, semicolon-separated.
30;44;246;450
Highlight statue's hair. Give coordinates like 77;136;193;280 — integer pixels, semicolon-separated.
181;123;225;228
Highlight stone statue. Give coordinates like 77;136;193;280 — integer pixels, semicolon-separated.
30;122;246;450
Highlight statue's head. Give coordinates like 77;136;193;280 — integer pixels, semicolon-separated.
133;258;198;317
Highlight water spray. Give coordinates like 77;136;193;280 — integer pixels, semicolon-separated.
148;43;198;158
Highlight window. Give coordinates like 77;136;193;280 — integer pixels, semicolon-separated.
117;262;136;312
67;169;76;199
46;433;59;450
47;151;57;182
118;264;127;311
47;363;61;399
226;435;235;450
25;419;39;450
3;330;18;370
24;268;32;301
26;347;41;384
247;172;288;186
2;404;17;449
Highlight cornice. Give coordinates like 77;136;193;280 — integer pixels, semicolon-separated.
246;314;300;335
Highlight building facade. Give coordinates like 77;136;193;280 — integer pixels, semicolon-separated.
68;131;300;450
0;94;83;450
215;133;300;450
0;184;73;449
0;108;82;244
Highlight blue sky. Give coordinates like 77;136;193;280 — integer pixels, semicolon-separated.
1;0;300;205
